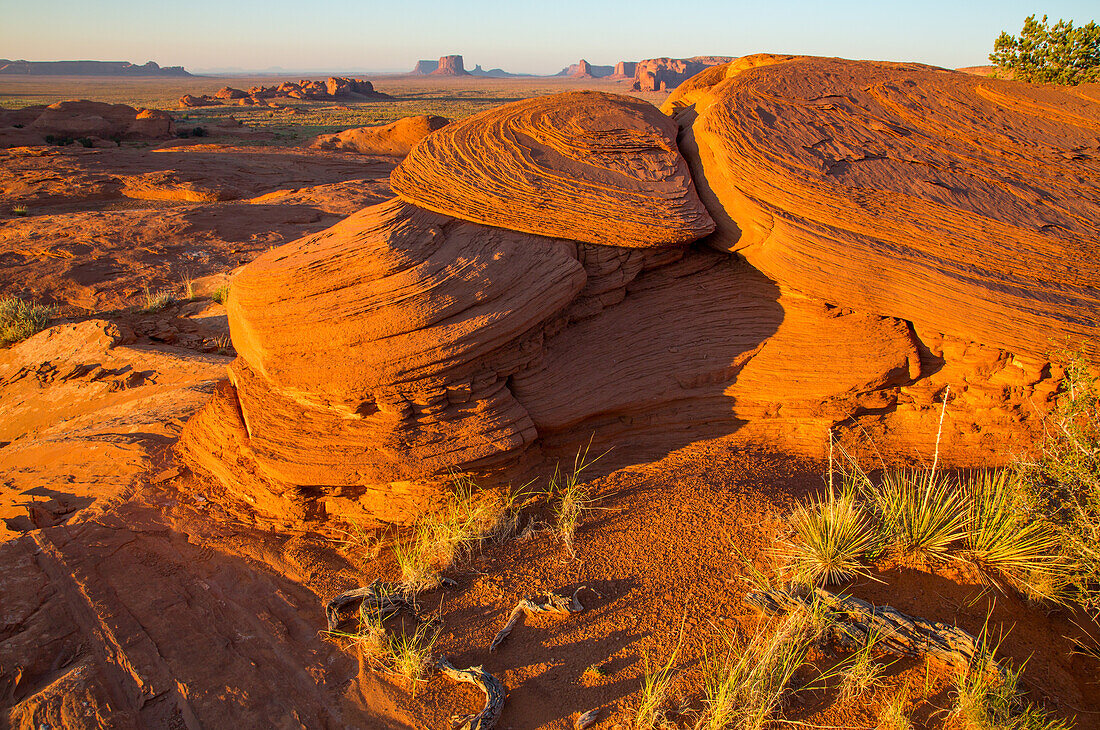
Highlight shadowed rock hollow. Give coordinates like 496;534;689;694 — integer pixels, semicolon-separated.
181;56;1100;528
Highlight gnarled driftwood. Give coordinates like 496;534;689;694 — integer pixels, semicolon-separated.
489;587;587;652
437;656;505;730
744;586;993;673
325;579;411;631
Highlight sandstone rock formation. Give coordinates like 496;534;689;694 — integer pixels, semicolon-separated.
181;59;1100;529
665;54;1100;361
0;101;173;147
556;60;614;78
180;78;390;108
411;60;439;74
632;56;733;91
309;115;449;157
390;91;715;247
611;61;637;79
432;55;469;76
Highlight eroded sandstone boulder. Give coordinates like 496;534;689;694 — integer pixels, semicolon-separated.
0;101;175;147
390;91;716;248
666;54;1100;361
310;115;449;157
182;74;1097;528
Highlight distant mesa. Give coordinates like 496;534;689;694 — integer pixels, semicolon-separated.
555;59;614;78
433;55;469;76
411;55;470;76
470;64;526;78
610;61;637;79
0;59;191;77
310;115;450;157
631;56;734;91
178;78;390;109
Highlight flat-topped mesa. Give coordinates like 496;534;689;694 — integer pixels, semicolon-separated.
390;91;716;248
669;54;1100;361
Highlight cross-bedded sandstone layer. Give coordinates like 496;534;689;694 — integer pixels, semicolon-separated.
180;58;1100;527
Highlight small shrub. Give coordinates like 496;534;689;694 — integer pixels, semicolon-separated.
387;619;439;689
0;296;55;346
393;475;526;593
837;631;886;702
210;283;231;304
990;14;1100;85
964;470;1066;602
784;486;875;585
11;205;28;217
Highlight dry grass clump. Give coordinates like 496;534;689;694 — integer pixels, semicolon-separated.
0;296;55;346
697;598;830;730
633;648;678;729
550;440;605;555
140;284;173;312
393;475;525;592
836;630;886;703
210;283;231;304
951;649;1071;730
386;619;440;689
878;687;914;730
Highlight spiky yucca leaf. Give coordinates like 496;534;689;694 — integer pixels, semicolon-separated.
965;470;1067;601
785;489;875;585
870;470;967;563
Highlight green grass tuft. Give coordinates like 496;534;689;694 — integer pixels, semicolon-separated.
0;296;55;346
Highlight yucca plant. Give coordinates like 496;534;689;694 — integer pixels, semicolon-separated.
964;470;1067;602
865;469;967;564
784;487;876;585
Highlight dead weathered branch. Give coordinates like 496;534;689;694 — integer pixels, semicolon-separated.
325;579;412;631
436;656;504;730
489;587;588;652
744;586;994;673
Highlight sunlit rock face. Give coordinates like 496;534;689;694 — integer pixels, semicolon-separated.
180;63;1100;527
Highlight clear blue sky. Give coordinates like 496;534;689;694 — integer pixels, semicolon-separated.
2;0;1097;75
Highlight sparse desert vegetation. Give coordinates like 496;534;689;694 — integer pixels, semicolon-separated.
0;295;55;346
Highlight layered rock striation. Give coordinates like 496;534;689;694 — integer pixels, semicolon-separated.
390;91;715;247
181;57;1100;528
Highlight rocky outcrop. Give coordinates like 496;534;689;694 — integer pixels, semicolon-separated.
0;101;173;147
181;61;1100;528
390;91;714;247
214;86;248;100
0;60;191;76
432;55;469;76
309;115;449;157
632;56;733;91
411;60;439;74
666;54;1100;361
180;78;390;108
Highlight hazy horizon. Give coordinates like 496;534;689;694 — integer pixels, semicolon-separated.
3;0;1097;76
